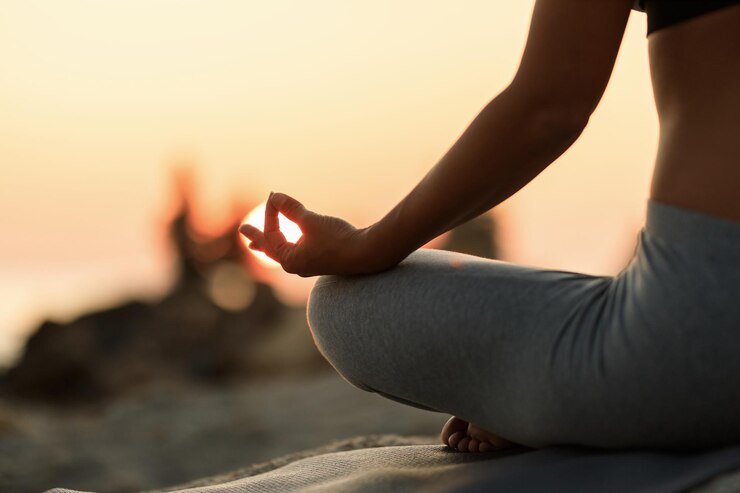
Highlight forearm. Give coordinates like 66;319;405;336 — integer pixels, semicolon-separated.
365;85;587;266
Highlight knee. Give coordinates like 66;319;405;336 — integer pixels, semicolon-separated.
305;276;331;357
306;275;341;344
306;275;374;391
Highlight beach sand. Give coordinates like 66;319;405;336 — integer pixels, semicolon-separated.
0;371;444;493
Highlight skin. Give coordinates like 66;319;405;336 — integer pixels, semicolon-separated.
648;5;740;222
240;0;740;452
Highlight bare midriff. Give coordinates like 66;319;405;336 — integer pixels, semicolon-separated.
647;4;740;223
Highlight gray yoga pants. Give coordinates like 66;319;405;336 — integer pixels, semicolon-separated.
307;200;740;450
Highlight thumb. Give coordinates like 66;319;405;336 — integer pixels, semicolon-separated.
269;192;310;224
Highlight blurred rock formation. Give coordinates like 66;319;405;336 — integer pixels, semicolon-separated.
0;168;326;405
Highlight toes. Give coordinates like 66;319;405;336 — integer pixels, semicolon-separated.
441;416;469;445
468;423;516;449
448;431;465;450
443;416;514;453
456;436;471;452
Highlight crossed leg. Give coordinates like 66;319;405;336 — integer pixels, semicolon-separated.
307;248;613;452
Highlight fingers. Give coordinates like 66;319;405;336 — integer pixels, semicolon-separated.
264;192;290;260
264;192;281;235
269;192;308;224
239;224;267;252
240;209;296;269
240;191;307;272
261;191;308;237
265;191;309;264
239;224;282;263
239;224;258;238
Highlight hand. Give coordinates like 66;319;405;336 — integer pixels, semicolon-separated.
239;192;391;277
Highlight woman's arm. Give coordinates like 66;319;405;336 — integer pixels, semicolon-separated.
240;0;634;277
365;86;586;267
365;0;634;267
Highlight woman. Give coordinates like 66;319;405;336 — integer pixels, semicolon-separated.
239;0;740;452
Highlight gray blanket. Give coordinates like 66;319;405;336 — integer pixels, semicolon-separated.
46;435;740;493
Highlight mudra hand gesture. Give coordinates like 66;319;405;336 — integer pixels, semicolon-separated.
239;192;391;277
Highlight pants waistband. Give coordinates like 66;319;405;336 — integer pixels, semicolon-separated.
646;199;740;254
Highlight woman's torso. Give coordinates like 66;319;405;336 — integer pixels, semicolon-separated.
647;4;740;222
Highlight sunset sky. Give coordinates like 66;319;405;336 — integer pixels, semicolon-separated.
0;0;658;365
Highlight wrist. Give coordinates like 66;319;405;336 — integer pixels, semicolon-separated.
357;222;410;272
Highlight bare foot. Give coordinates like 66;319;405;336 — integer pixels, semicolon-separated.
440;416;518;453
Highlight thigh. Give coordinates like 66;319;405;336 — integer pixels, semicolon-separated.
307;248;613;445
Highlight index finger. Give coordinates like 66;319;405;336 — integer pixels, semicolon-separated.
264;192;280;234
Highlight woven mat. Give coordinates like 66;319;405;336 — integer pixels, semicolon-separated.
46;435;740;493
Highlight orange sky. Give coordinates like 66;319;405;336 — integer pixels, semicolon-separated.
0;1;657;365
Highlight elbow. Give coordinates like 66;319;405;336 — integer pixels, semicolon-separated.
501;84;593;142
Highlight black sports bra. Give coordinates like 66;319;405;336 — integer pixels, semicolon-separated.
633;0;740;35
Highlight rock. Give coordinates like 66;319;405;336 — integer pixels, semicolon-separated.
0;281;314;405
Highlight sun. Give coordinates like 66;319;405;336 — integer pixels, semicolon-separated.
240;202;303;268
